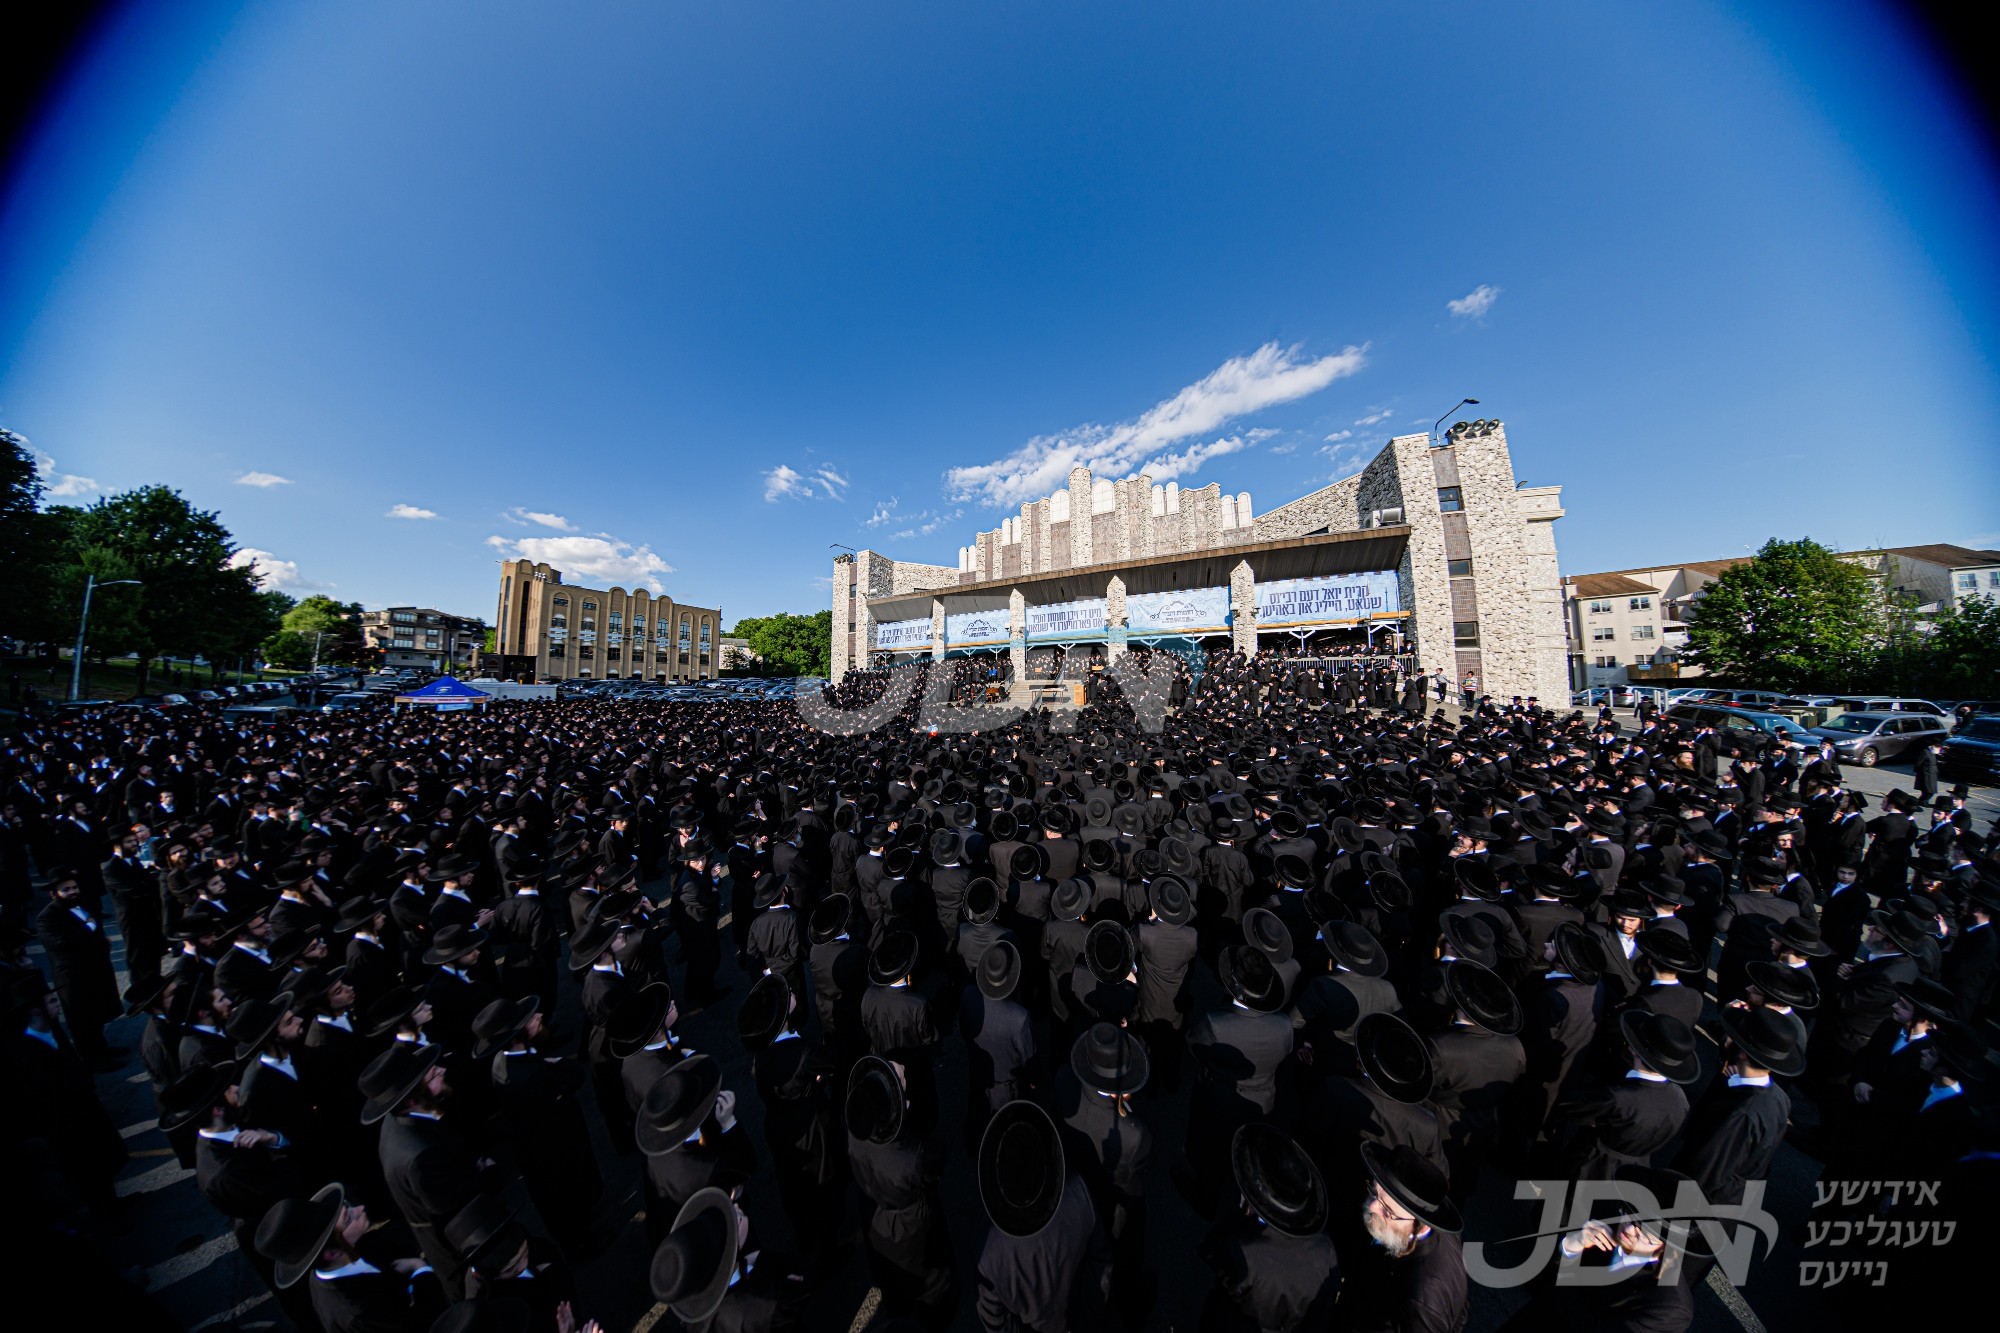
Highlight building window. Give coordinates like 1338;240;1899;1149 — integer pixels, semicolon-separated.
392;611;417;624
632;617;645;632
553;595;568;606
1988;571;2000;587
1437;487;1463;513
1587;600;1613;615
1591;627;1615;643
609;611;623;628
1447;558;1473;577
582;600;597;611
1628;596;1652;612
1452;621;1479;646
1594;655;1619;669
1959;573;1979;590
1631;625;1655;641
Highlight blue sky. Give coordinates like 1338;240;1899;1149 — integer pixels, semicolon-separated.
3;1;1995;623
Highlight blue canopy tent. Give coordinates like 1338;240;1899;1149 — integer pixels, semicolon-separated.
392;676;494;713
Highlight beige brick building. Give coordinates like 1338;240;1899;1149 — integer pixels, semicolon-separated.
831;422;1572;703
492;559;721;682
360;606;485;674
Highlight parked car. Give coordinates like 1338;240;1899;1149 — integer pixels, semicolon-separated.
321;691;377;713
1826;695;1951;721
1807;710;1953;766
1940;717;2000;785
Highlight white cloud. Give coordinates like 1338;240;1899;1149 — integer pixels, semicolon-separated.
1323;429;1353;442
864;498;901;528
1353;409;1392;427
229;547;328;592
1269;441;1299;455
509;508;574;530
387;503;438;520
31;449;99;498
235;471;292;488
944;341;1368;509
884;506;965;542
485;532;675;592
1139;433;1255;484
1448;283;1501;319
765;463;849;503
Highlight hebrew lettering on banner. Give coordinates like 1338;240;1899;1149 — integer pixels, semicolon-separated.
943;609;1012;648
873;617;933;652
1023;598;1108;642
1125;586;1231;636
1254;571;1401;627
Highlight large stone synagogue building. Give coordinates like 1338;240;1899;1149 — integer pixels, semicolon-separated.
830;422;1571;704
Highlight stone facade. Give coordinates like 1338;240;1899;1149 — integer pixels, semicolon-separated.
832;422;1569;701
494;560;720;683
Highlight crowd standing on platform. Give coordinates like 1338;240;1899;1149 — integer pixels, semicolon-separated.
3;646;1996;1333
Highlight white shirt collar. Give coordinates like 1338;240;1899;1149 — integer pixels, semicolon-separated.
1627;1068;1668;1083
1727;1072;1771;1087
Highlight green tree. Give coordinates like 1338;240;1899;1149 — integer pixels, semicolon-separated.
726;611;832;677
1683;538;1882;691
277;595;373;667
69;486;265;692
1873;597;2000;699
0;428;71;646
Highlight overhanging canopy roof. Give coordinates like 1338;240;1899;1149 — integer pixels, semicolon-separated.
866;526;1410;613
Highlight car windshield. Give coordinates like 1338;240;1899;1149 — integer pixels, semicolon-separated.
1960;719;2000;741
1824;715;1875;733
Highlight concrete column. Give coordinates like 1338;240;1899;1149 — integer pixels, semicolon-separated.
1231;559;1258;656
1008;587;1027;684
931;597;946;661
1106;575;1128;662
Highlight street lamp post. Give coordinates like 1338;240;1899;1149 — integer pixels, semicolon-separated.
1429;398;1481;447
70;574;141;701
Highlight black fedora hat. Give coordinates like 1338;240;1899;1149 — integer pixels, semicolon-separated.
1010;844;1047;880
567;916;620;971
965;877;1001;924
1769;917;1832;958
977;939;1023;1002
649;1188;739;1321
1219;944;1285;1013
1865;909;1934;957
1454;858;1501;902
359;1042;443;1124
122;974;172;1018
1745;960;1819;1010
255;1181;346;1289
1081;838;1117;873
1720;1005;1806;1077
846;1055;906;1144
1323;920;1388;977
1084;920;1135;983
868;930;920;986
1242;907;1294;964
1231;1123;1328;1237
637;1053;723;1156
228;993;296;1059
1070;1021;1148;1096
332;895;386;933
1052;878;1091;922
470;995;538;1060
736;973;792;1048
1444;960;1521;1036
158;1059;235;1133
1361;1141;1462;1234
1366;870;1412;915
422;924;487;966
809;892;854;945
1439;914;1499;969
1618;1010;1700;1084
751;872;789;910
1160;837;1197;878
1274;853;1314;891
607;981;676;1058
362;984;423;1039
978;1100;1066;1238
1358;1012;1435;1104
1149;874;1194;925
443;1193;528;1278
988;808;1019;842
1550;922;1605;985
1634;926;1701;977
929;829;963;866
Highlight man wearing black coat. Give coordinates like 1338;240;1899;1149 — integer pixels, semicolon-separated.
1185;947;1293;1210
483;998;603;1255
846;1056;956;1327
366;1046;485;1286
34;865;123;1061
103;832;167;991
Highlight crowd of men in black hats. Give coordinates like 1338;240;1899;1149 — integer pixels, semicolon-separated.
3;646;1997;1333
